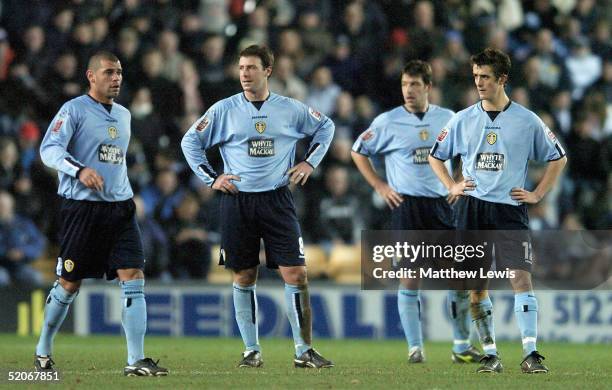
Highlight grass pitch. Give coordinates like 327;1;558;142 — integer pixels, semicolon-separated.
1;334;609;389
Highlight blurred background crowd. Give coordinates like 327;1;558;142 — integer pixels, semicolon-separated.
0;0;609;285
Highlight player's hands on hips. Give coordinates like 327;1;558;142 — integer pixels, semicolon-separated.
447;179;476;204
212;174;241;194
78;167;104;191
288;162;314;185
374;181;403;209
510;187;541;204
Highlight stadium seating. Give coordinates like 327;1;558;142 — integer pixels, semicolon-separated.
304;245;328;278
207;245;233;283
327;244;361;284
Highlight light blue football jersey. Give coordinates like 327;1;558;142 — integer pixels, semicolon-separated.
430;101;566;205
352;104;454;197
181;92;335;192
40;95;134;202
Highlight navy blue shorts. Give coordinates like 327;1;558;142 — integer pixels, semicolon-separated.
391;195;455;230
219;186;304;271
454;196;532;272
56;198;145;281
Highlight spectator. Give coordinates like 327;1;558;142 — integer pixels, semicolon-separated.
196;34;227;107
71;21;96;76
297;9;334;69
331;92;357;139
130;87;167;168
322;35;362;95
590;19;611;59
46;7;75;57
268;55;307;101
17;25;50;80
318;165;362;245
166;193;210;279
0;191;45;286
305;66;341;116
530;29;569;90
140;168;186;225
91;16;113;52
116;27;142;90
0;137;20;190
138;48;183;120
550;89;573;138
40;52;82;112
158;29;187;82
567;117;608;227
565;36;602;100
133;195;170;280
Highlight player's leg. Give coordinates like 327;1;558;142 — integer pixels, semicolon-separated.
35;198;102;372
278;265;333;368
448;289;482;363
398;277;425;363
497;207;547;373
391;196;425;362
232;266;263;367
470;289;502;372
35;277;80;372
219;191;262;367
455;197;501;372
111;199;167;376
116;268;167;376
279;266;311;356
509;270;547;372
261;187;332;368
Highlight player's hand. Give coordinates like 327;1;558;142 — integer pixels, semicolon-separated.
374;181;403;209
446;193;461;205
287;162;314;185
510;187;541;204
78;167;104;191
449;179;475;198
212;174;241;194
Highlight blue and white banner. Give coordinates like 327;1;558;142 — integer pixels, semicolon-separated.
74;286;612;343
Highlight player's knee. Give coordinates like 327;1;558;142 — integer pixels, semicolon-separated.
282;266;307;286
117;268;145;281
510;270;532;292
400;277;419;290
58;278;81;294
470;289;488;303
233;267;258;286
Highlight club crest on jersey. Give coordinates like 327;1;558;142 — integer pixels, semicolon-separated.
108;126;119;139
486;131;497;145
437;128;449;142
360;129;375;141
64;259;74;272
196;117;210;132
419;129;429;141
308;107;322;121
255;121;266;134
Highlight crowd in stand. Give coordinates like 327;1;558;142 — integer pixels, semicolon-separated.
0;0;609;284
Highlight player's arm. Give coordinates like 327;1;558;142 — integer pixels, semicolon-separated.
351;151;403;209
428;122;474;203
290;105;335;185
428;156;474;204
180;108;239;194
511;157;567;203
40;103;103;191
512;120;568;203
